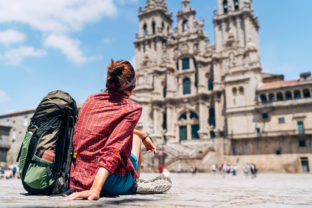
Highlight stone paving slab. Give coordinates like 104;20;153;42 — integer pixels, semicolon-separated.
1;173;312;208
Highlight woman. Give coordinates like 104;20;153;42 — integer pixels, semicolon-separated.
65;60;156;201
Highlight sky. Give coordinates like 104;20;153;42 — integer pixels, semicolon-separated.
0;0;311;115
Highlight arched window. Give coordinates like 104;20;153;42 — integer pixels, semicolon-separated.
260;94;267;104
182;57;190;70
209;108;216;127
190;112;199;119
285;91;292;100
294;90;301;99
232;87;237;95
269;93;275;102
233;0;239;11
183;77;191;95
239;87;244;95
162;113;167;130
223;0;228;14
152;21;156;34
163;86;167;98
191;124;199;139
182;20;189;33
143;24;147;36
179;113;187;120
277;92;284;101
179;126;187;142
303;89;311;98
208;78;214;91
161;22;165;32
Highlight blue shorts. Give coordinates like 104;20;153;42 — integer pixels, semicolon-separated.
101;153;138;195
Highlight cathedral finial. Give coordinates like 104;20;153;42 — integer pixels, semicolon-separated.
144;0;168;13
182;0;191;12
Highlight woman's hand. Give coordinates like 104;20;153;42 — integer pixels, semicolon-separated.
143;136;157;154
65;167;109;201
64;189;100;201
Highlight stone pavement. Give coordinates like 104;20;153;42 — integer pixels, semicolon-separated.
0;173;312;208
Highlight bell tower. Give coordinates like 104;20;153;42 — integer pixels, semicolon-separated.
135;0;172;67
214;0;259;52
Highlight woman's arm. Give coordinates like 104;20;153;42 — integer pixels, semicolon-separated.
134;129;157;154
64;167;109;201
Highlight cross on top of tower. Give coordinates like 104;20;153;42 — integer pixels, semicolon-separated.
144;0;168;13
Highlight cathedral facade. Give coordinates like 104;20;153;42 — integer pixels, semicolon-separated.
131;0;312;173
0;0;312;173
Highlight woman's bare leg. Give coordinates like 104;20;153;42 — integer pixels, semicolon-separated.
132;134;142;177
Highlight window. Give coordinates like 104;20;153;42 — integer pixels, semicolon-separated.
223;0;228;14
190;112;199;119
269;94;275;102
239;87;244;95
278;117;285;124
294;90;301;99
12;129;16;142
301;157;310;173
179;113;187;120
24;116;28;126
152;21;156;35
256;128;261;137
191;124;200;139
260;94;267;104
208;79;214;91
143;24;147;36
183;77;191;95
179;126;187;142
162;113;167;130
182;57;190;70
210;131;216;138
303;89;311;98
277;92;284;101
233;0;239;11
299;139;306;147
297;121;305;134
285;91;292;100
209;108;216;127
182;20;189;33
262;113;269;119
163;86;167;98
232;87;237;95
6;119;10;126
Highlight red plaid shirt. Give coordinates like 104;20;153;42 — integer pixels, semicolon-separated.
70;91;142;191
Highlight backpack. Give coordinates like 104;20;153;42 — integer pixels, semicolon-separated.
17;90;78;195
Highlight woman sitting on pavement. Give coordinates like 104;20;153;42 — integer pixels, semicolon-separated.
65;60;157;201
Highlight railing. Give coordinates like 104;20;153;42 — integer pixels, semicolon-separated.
229;129;312;139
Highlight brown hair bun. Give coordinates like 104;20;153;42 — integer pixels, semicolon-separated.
106;59;136;91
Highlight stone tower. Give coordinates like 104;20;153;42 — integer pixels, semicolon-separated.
213;0;262;137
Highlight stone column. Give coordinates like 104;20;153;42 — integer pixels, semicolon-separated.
152;106;162;140
198;100;209;139
165;104;176;141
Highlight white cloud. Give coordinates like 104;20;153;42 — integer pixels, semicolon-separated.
44;34;87;64
0;29;25;45
0;46;47;65
0;0;117;33
0;90;10;103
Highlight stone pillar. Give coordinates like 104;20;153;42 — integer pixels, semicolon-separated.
187;112;192;140
152;106;162;139
165;104;176;140
198;100;209;139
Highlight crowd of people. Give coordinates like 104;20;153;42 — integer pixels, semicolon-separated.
211;163;257;178
0;164;19;180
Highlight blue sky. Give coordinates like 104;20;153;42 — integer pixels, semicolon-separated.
0;0;311;115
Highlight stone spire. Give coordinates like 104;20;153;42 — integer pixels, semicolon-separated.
144;0;168;13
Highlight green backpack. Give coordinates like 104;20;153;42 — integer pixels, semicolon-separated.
17;90;78;195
